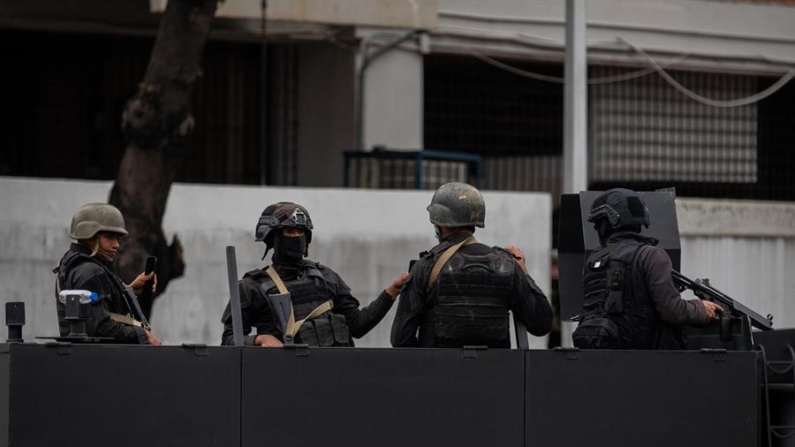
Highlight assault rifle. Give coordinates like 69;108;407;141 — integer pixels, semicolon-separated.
671;270;773;331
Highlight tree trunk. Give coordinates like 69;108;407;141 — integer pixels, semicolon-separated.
110;0;218;318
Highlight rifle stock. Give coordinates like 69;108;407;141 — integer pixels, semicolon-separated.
265;292;294;345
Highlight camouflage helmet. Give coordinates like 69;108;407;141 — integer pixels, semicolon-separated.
69;203;129;240
427;182;485;228
255;202;314;244
587;188;650;229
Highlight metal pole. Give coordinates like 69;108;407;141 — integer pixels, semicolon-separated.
259;0;269;185
226;246;245;346
563;0;588;193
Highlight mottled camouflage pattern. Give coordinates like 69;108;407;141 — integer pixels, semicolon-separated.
587;188;650;229
69;203;129;240
255;202;313;242
427;182;486;228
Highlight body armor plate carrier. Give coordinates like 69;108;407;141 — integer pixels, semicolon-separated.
429;245;515;348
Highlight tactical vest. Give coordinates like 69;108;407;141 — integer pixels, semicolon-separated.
425;241;515;348
53;249;135;337
259;264;351;347
572;236;658;349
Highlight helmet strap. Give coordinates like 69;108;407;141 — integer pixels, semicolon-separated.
594;219;614;247
88;238;100;258
90;236;116;262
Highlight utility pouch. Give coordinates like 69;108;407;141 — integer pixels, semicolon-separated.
331;313;350;346
297;322;319;347
313;317;335;347
572;317;621;349
605;268;625;316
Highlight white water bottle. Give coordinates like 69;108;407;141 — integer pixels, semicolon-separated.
58;289;98;305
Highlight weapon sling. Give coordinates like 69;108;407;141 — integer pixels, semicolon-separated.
428;236;477;287
265;266;333;340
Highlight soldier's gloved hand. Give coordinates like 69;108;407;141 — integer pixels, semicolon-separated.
701;300;724;323
145;330;162;346
130;271;157;296
386;272;410;300
504;245;528;274
254;334;284;348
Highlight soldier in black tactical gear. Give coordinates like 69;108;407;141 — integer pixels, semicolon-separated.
53;203;160;345
572;188;722;349
221;202;409;347
390;182;553;348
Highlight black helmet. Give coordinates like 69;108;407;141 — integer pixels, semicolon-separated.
427;182;485;228
255;202;313;244
587;188;650;229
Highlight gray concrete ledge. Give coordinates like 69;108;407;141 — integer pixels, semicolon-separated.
677;198;795;238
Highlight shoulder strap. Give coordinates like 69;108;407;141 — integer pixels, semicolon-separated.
265;265;289;294
265;265;333;340
427;236;477;288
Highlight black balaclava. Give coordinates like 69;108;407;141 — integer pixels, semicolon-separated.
271;233;307;265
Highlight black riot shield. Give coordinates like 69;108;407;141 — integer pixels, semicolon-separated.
558;190;681;320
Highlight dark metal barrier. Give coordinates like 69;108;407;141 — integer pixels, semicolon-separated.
0;344;766;447
526;349;759;447
0;343;241;447
242;347;524;447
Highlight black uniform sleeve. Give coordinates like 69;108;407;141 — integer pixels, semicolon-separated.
390;259;431;347
639;246;707;325
511;267;553;337
71;268;148;344
325;269;394;339
221;279;278;346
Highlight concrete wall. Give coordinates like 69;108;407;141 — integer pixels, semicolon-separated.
0;177;551;348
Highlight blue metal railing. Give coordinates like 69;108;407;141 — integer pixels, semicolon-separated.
344;148;483;190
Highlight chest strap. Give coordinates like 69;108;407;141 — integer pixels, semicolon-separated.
428;236;477;288
265;265;333;340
